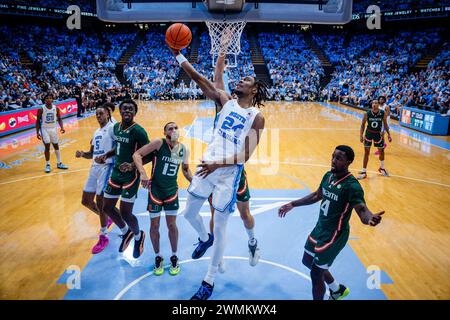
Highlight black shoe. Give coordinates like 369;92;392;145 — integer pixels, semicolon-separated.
190;281;214;300
328;284;350;300
119;229;133;253
153;256;164;276
133;230;145;258
191;233;214;259
169;255;180;276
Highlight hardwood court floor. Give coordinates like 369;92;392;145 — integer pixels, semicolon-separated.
0;101;449;299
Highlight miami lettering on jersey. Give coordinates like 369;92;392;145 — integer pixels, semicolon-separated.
161;155;183;165
322;187;338;201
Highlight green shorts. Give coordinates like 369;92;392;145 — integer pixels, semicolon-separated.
208;169;250;205
103;168;140;203
304;226;350;269
364;130;384;148
148;183;179;217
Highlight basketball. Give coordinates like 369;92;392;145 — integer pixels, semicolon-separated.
165;23;192;50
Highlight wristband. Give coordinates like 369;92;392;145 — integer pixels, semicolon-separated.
176;54;187;65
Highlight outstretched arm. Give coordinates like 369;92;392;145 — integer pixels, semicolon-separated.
278;187;323;217
170;48;229;107
213;54;227;91
354;203;384;226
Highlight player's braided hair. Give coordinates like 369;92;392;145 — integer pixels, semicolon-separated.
252;79;269;108
98;104;111;121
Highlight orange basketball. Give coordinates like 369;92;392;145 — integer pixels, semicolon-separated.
165;23;192;50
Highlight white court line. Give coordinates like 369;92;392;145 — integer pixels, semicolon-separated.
1;161;448;188
113;256;312;300
0;168;89;186
276;161;450;188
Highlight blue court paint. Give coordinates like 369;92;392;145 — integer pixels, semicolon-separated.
183;117;215;144
61;188;387;300
319;102;450;151
380;270;394;285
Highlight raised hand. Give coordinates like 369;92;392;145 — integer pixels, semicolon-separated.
369;211;384;226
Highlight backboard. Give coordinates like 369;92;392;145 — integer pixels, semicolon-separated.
97;1;353;24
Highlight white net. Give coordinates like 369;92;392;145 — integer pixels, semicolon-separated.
205;20;246;68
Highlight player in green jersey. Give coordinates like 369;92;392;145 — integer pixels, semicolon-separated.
278;145;384;300
99;99;149;259
358;99;392;179
133;122;192;276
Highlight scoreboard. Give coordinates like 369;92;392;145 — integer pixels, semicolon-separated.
400;107;449;135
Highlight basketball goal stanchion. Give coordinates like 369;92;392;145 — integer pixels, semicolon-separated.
205;20;246;68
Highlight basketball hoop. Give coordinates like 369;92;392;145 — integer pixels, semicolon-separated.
205;20;246;68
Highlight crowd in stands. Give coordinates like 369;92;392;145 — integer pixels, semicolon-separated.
1;22;449;117
0;24;134;112
318;30;449;116
124;31;182;100
259;32;323;101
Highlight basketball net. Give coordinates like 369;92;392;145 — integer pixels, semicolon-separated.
205;20;246;68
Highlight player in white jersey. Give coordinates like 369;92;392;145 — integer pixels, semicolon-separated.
208;54;260;269
36;93;68;173
169;46;268;300
375;96;390;155
75;105;117;253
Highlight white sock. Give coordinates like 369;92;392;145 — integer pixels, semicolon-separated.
134;231;141;241
380;160;385;169
55;149;61;163
204;265;218;286
361;168;367;173
328;280;340;292
46;160;50;166
183;193;209;242
203;209;230;285
100;227;108;235
120;226;129;235
246;227;255;242
172;252;177;257
155;252;161;259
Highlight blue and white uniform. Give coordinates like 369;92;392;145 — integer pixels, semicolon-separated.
83;122;115;195
188;99;260;213
41;105;59;144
